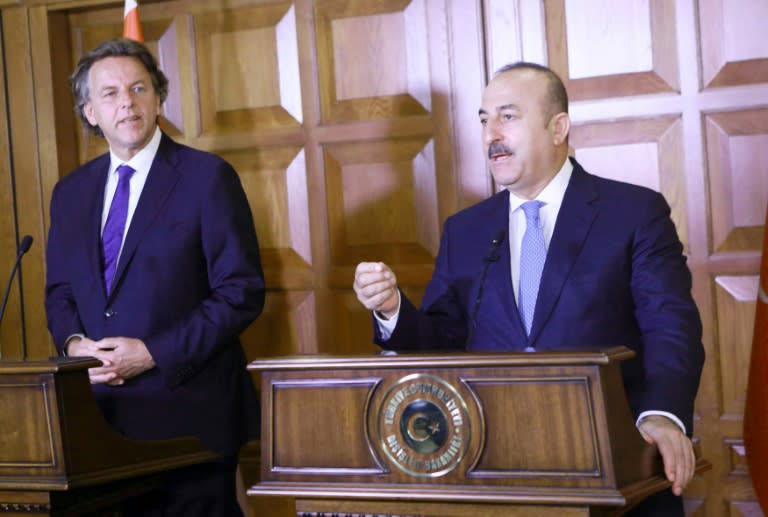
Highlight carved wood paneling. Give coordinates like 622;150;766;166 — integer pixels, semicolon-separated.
324;137;439;267
195;3;301;135
314;0;429;123
271;378;382;471
545;0;678;101
2;0;767;514
570;117;689;249
705;109;768;253
241;290;317;358
714;275;758;418
699;0;768;88
0;6;20;360
219;145;313;285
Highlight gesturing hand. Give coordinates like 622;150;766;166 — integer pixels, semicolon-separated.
353;262;399;319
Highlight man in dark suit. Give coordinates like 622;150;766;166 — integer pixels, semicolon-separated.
44;38;264;516
354;62;704;516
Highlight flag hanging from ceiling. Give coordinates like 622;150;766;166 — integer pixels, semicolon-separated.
123;0;144;42
745;206;768;513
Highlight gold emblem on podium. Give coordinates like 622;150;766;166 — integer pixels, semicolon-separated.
375;374;472;478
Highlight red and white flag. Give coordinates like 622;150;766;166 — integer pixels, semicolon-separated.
123;0;144;42
745;206;768;512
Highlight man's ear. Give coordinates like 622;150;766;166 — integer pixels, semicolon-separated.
551;112;571;146
83;102;97;127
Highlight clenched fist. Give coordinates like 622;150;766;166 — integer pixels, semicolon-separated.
353;262;399;319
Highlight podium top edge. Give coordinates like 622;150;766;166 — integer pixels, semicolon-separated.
248;346;635;371
0;357;101;374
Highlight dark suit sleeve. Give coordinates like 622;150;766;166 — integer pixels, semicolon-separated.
44;184;85;352
376;218;469;351
144;161;265;388
630;192;704;433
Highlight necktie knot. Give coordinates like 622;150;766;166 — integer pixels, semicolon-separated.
521;200;544;224
116;163;135;181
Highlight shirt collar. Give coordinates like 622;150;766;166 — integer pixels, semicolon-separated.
109;125;162;175
508;157;574;213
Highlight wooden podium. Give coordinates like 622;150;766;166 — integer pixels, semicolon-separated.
0;357;216;516
248;347;708;516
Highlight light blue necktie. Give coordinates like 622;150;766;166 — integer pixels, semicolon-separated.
519;200;546;336
101;164;135;296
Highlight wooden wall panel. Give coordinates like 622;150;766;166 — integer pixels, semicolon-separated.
700;0;768;88
525;0;768;513
1;0;766;515
705;109;768;253
714;276;758;418
570;117;689;250
1;6;51;359
315;0;428;123
196;3;301;134
324;137;438;266
0;8;20;359
545;0;678;101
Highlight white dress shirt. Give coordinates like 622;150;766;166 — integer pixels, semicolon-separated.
100;125;162;263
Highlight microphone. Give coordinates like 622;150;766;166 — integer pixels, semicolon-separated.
0;235;33;329
465;229;506;348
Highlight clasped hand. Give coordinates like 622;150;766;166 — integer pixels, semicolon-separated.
66;336;156;385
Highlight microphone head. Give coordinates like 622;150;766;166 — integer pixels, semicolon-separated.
491;229;506;246
18;235;33;254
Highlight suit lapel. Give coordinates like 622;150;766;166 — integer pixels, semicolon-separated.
528;161;598;344
481;191;528;346
109;134;181;300
81;155;111;302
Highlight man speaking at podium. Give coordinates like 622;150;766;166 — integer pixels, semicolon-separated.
354;62;704;516
44;38;264;516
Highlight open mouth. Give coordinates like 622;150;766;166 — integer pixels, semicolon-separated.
490;152;513;162
119;115;141;126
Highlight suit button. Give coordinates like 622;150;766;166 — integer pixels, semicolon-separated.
104;309;115;318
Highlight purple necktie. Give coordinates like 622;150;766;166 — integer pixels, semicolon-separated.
519;200;546;336
102;164;135;295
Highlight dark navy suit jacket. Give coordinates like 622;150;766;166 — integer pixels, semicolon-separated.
45;133;264;457
377;159;704;434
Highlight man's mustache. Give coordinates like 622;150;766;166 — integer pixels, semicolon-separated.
488;142;513;159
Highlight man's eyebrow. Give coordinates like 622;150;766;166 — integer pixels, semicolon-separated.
478;104;521;116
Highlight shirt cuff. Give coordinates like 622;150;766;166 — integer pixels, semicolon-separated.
374;290;401;341
636;410;686;435
62;333;85;357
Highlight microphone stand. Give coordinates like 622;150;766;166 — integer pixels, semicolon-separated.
0;235;34;342
465;229;506;349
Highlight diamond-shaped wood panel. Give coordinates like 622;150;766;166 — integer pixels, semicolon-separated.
714;275;758;418
194;3;301;135
324;137;438;267
545;0;679;100
241;290;316;357
315;0;430;122
705;109;768;253
218;145;311;288
699;0;768;88
570;116;689;249
724;438;749;477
